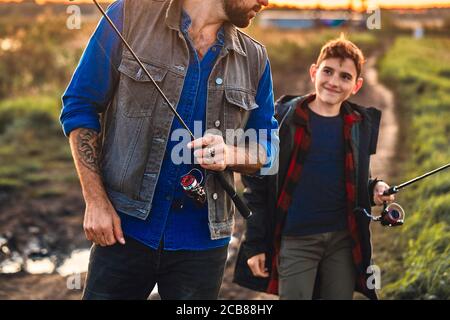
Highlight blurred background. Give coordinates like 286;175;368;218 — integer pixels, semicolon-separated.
0;0;449;300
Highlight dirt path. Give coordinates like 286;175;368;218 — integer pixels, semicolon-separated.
352;55;398;179
0;186;89;300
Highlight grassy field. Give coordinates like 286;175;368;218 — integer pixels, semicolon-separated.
379;37;450;299
0;14;98;196
0;95;79;199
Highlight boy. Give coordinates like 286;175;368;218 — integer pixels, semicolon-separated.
234;36;395;300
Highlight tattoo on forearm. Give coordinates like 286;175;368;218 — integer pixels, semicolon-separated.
76;129;101;175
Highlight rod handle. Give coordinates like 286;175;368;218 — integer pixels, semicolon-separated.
216;172;252;219
383;186;399;196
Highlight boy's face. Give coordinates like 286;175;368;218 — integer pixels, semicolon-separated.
310;57;363;106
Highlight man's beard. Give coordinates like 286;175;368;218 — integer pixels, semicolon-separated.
223;1;261;28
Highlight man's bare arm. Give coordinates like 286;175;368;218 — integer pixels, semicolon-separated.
69;128;125;246
69;128;107;202
74;128;102;176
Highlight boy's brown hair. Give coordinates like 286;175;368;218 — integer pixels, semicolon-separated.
316;35;365;78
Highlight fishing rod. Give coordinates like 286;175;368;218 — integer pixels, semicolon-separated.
382;163;450;196
90;0;252;219
361;163;450;227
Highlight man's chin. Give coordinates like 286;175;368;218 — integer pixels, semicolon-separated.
233;19;251;28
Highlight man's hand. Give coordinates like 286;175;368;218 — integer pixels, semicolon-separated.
188;134;232;172
83;199;126;247
188;133;265;174
373;181;396;206
247;253;269;278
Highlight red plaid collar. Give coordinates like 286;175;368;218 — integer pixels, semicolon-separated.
293;93;362;128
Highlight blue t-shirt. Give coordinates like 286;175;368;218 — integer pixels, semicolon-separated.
283;106;348;236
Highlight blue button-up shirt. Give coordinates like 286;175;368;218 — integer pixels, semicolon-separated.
60;0;278;251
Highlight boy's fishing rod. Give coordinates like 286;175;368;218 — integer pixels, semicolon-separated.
90;0;252;219
360;163;450;227
383;163;450;196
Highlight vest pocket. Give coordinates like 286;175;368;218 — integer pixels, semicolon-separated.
224;88;259;130
225;88;258;111
117;56;168;118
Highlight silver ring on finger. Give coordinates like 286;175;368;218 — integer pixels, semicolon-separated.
207;146;216;158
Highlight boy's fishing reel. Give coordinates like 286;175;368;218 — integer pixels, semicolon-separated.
376;203;405;227
356;202;405;227
361;162;450;227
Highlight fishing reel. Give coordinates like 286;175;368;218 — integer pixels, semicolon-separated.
180;168;207;204
357;202;405;227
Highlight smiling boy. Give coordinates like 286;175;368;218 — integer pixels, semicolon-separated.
234;36;395;300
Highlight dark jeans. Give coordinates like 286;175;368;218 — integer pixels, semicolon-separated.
82;236;228;300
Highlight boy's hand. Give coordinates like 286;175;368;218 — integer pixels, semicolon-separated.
373;181;396;206
247;253;269;278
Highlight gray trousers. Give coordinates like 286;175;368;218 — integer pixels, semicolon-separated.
278;230;356;300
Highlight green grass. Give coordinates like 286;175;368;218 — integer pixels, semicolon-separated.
379;37;450;299
0;14;94;195
0;95;76;194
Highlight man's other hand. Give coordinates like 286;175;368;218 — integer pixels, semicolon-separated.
83;198;126;247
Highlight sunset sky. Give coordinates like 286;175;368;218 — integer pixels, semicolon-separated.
275;0;450;8
1;0;450;9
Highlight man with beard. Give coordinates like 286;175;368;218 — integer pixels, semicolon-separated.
60;0;277;300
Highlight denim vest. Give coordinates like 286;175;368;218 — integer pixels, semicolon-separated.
99;0;268;239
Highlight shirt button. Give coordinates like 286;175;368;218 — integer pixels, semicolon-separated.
215;78;223;85
214;120;221;128
171;199;184;210
212;47;217;52
212;193;218;200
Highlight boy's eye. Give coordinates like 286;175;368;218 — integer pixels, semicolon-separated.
342;74;352;81
323;69;332;75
